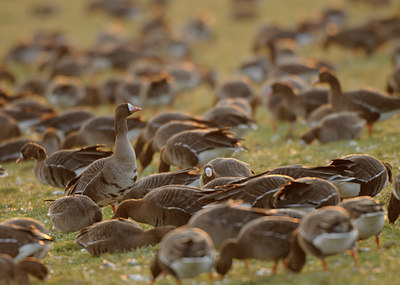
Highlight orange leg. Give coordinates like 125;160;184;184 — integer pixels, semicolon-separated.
376;235;380;249
175;279;182;285
272;261;279;275
244;259;250;270
111;204;117;214
350;249;359;270
321;258;328;271
367;124;373;136
282;259;288;270
208;271;215;284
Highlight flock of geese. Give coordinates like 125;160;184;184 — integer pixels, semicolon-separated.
1;0;400;284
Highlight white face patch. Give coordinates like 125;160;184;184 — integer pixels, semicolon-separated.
205;166;213;177
127;103;135;112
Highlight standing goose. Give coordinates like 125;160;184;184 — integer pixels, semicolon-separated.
0;223;53;262
48;195;102;232
17;142;112;188
188;201;304;250
76;218;175;256
121;168;200;200
316;71;400;134
150;227;216;284
216;216;299;276
300;112;366;144
159;128;245;172
388;173;400;223
113;185;216;227
273;177;340;212
339;196;386;248
66;103;141;210
287;206;358;272
200;157;253;186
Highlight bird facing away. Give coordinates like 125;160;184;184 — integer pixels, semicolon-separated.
66;103;141;210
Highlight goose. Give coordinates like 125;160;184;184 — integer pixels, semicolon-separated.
159;128;245;172
0;223;53;262
139;120;213;171
183;14;214;42
62;115;146;149
199;174;294;209
316;71;400;134
48;195;102;232
339;196;385;248
165;62;202;93
386;67;400;94
134;111;210;157
66;103;141;211
300;112;366;144
17;143;112;188
188;201;304;249
216;216;299;276
113;185;216;227
200;157;253;186
388;173;400;223
16;76;48;96
121;168;200;200
237;56;269;83
0;254;48;285
0;128;61;163
76;218;175;256
150;227;216;284
3;218;49;236
273;177;340;212
287;206;358;272
216;79;254;103
45;76;85;108
0;111;21;142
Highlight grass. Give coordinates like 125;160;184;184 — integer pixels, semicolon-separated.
1;0;400;284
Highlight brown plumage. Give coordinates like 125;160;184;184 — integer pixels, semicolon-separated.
216;216;299;276
200;157;253;186
150;227;216;283
113;185;216;227
159;128;245;172
339;196;385;247
48;195;102;232
199;174;293;208
17;142;112;188
273;177;340;211
300;112;366;144
201;177;243;189
76;218;175;256
0;223;53;262
3;218;49;236
0;111;21;142
66;103;141;208
317;71;400;134
45;76;85;108
388;173;400;223
0;164;7;177
287;206;358;272
386;67;400;94
0;254;48;285
188;201;304;249
121;168;200;201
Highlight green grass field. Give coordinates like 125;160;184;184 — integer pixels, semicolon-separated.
1;0;400;284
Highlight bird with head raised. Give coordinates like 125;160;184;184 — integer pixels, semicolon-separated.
66;103;141;212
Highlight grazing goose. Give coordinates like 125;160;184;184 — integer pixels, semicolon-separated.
339;196;385;248
113;185;216;227
34;109;94;137
0;223;53;262
306;104;335;127
121;168;200;200
139;120;213;171
17;143;112;188
143;73;175;108
287;206;358;272
48;195;102;232
66;103;141;210
216;216;299;276
0;255;48;285
237;56;269;83
150;227;216;284
0;164;7;177
134;111;210;157
76;218;175;256
316;71;400;135
200;157;253;186
165;62;202;93
201;176;243;189
159;128;245;172
271;82;329;119
388;173;400;223
188;201;304;249
62;115;146;149
199;174;293;209
0;128;61;163
273;177;340;212
183;14;214;42
45;76;85;108
3;218;49;236
0;111;21;142
216;79;255;103
300;112;366;144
